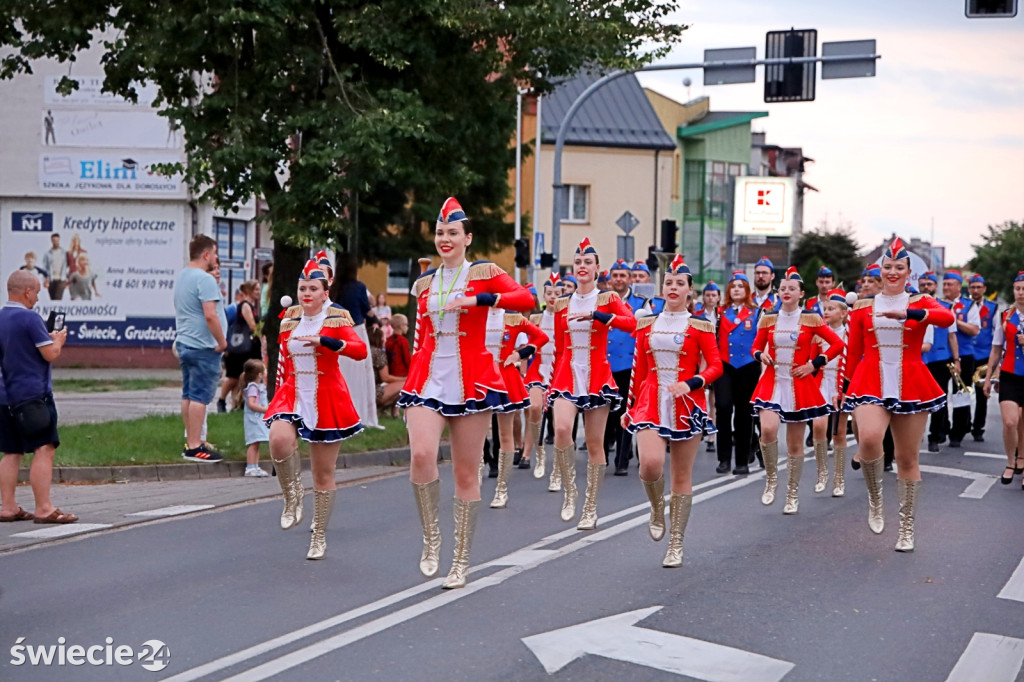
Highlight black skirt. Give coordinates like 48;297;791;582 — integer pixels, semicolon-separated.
998;371;1024;407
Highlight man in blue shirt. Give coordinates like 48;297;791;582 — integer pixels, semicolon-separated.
0;270;76;523
174;235;227;462
919;272;958;452
967;274;997;442
604;260;645;475
943;270;979;447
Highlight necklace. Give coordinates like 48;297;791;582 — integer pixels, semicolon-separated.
437;262;464;321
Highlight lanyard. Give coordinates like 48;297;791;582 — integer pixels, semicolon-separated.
437;262;464;321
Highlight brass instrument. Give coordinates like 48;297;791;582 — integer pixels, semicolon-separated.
972;364;988;386
948;361;974;395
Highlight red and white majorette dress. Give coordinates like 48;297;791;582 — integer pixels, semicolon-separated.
494;312;549;412
524;274;560;392
398;259;534;416
625;259;723;439
818;288;850;407
547;241;637;410
842;282;955;414
751;268;846;422
265;270;368;442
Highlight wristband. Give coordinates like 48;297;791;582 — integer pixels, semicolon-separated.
516;346;535;360
592;311;613;325
754;351;763;362
475;293;497;307
319;336;345;352
905;308;926;321
684;376;705;391
811;355;827;370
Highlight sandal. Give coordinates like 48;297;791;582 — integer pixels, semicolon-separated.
1002;466;1016;485
0;507;34;522
33;509;78;524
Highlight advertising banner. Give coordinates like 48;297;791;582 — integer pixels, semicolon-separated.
2;203;185;347
44;76;159;107
41;109;180;149
39;153;185;197
733;177;796;237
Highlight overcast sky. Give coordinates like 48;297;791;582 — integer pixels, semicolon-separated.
637;0;1023;264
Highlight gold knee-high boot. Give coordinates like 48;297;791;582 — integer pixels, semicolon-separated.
895;479;920;552
783;453;803;514
813;440;829;493
441;498;480;589
306;489;335;560
529;420;546;479
862;457;885;534
490;450;515;509
832;442;846;497
641;475;666;541
662;493;693;568
576;461;604;530
548;454;562;492
554;445;577;521
411;479;442;577
273;452;304;530
761;441;779;505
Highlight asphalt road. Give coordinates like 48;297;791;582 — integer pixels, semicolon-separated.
1;416;1023;681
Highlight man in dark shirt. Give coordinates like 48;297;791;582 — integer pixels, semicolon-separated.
0;271;76;523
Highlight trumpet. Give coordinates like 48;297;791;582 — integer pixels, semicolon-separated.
948;361;974;395
972;364;988;386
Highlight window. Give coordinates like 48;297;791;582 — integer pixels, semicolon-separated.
387;258;414;294
213;217;248;301
558;185;589;223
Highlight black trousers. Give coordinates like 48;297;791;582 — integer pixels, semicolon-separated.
951;356;977;442
927;360;951;444
605;368;633;469
715;362;761;468
973;361;988;437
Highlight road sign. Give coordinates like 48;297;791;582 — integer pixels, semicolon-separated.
821;40;877;79
533;232;545;265
615;210;639;235
764;29;817;102
617;235;634;262
966;0;1018;17
703;47;756;85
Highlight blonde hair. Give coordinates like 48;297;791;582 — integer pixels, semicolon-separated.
242;359;265;386
391;313;408;329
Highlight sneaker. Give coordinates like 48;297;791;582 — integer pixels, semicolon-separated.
927;441;940;453
244;467;270;477
183;445;223;463
217;399;227;414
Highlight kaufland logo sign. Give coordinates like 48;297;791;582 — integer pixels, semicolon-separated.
12;212;54;232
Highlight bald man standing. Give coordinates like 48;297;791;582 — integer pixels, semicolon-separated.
0;271;76;523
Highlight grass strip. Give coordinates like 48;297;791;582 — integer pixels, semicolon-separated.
53;378;180;393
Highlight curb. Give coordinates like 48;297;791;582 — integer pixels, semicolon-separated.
19;445;451;484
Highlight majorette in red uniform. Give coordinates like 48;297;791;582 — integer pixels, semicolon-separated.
983;271;1024;488
751;266;845;515
548;237;637;531
625;255;724;567
264;259;368;560
398;197;534;590
487;310;549;509
817;287;852;498
843;237;955;552
521;273;560;480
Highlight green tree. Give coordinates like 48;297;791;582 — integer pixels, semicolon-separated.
1;0;683;385
969;220;1024;300
791;223;864;296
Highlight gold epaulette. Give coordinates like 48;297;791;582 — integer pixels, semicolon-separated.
530;313;542;326
323;309;354;327
285;304;301;318
757;312;777;329
636;315;657;330
597;290;615;307
689;317;714;333
799;312;824;327
412;271;435;297
853;298;873;310
280;318;300;332
552;296;570;313
504;312;525;326
467;261;503;281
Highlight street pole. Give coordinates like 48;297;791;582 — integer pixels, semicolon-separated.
530;95;542;289
514;89;523;283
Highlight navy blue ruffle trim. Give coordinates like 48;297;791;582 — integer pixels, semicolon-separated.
397;389;509;416
525;381;550;391
547;385;623;412
265;414;363;443
496;397;531;414
751;399;832;423
627;406;718;441
841;394;946;415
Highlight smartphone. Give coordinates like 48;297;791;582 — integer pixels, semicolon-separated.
46;311;66;333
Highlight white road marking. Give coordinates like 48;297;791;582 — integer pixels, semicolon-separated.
522;605;795;681
997;556;1024;603
166;473;765;682
965;451;1006;460
126;505;216;517
11;523;112;539
946;633;1024;682
918;464;998;499
491;549;556;566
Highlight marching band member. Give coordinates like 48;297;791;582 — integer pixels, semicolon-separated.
967;275;997;442
265;260;367;560
752;257;781;311
751;267;845;514
943;270;980;448
548;238;637;530
715;271;761;476
625;255;722;567
983;272;1024;487
398;197;534;588
523;274;560;479
918;272;959;453
605;260;649;476
818;287;851;496
631;261;652;285
805;266;835;316
843;237;954;551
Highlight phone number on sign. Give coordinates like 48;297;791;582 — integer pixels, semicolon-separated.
106;279;175;290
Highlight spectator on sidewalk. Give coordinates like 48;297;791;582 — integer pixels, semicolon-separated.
173;235;227;462
330;254;382;429
218;279;261;413
241;359;270;477
385;313;411;378
0;270;77;524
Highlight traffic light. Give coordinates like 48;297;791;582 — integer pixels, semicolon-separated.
965;0;1017;16
764;29;817;103
514;238;529;268
539;252;554;269
660;219;678;253
646;245;659;273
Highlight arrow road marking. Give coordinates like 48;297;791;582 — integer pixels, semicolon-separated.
997;556;1024;603
918;464;998;499
521;606;795;681
946;633;1024;682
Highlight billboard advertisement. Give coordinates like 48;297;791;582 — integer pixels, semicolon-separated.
733;177;796;237
2;203;185;347
39;153;185;197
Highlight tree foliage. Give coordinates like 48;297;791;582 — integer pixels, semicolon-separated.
791;224;864;295
969;220;1024;301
